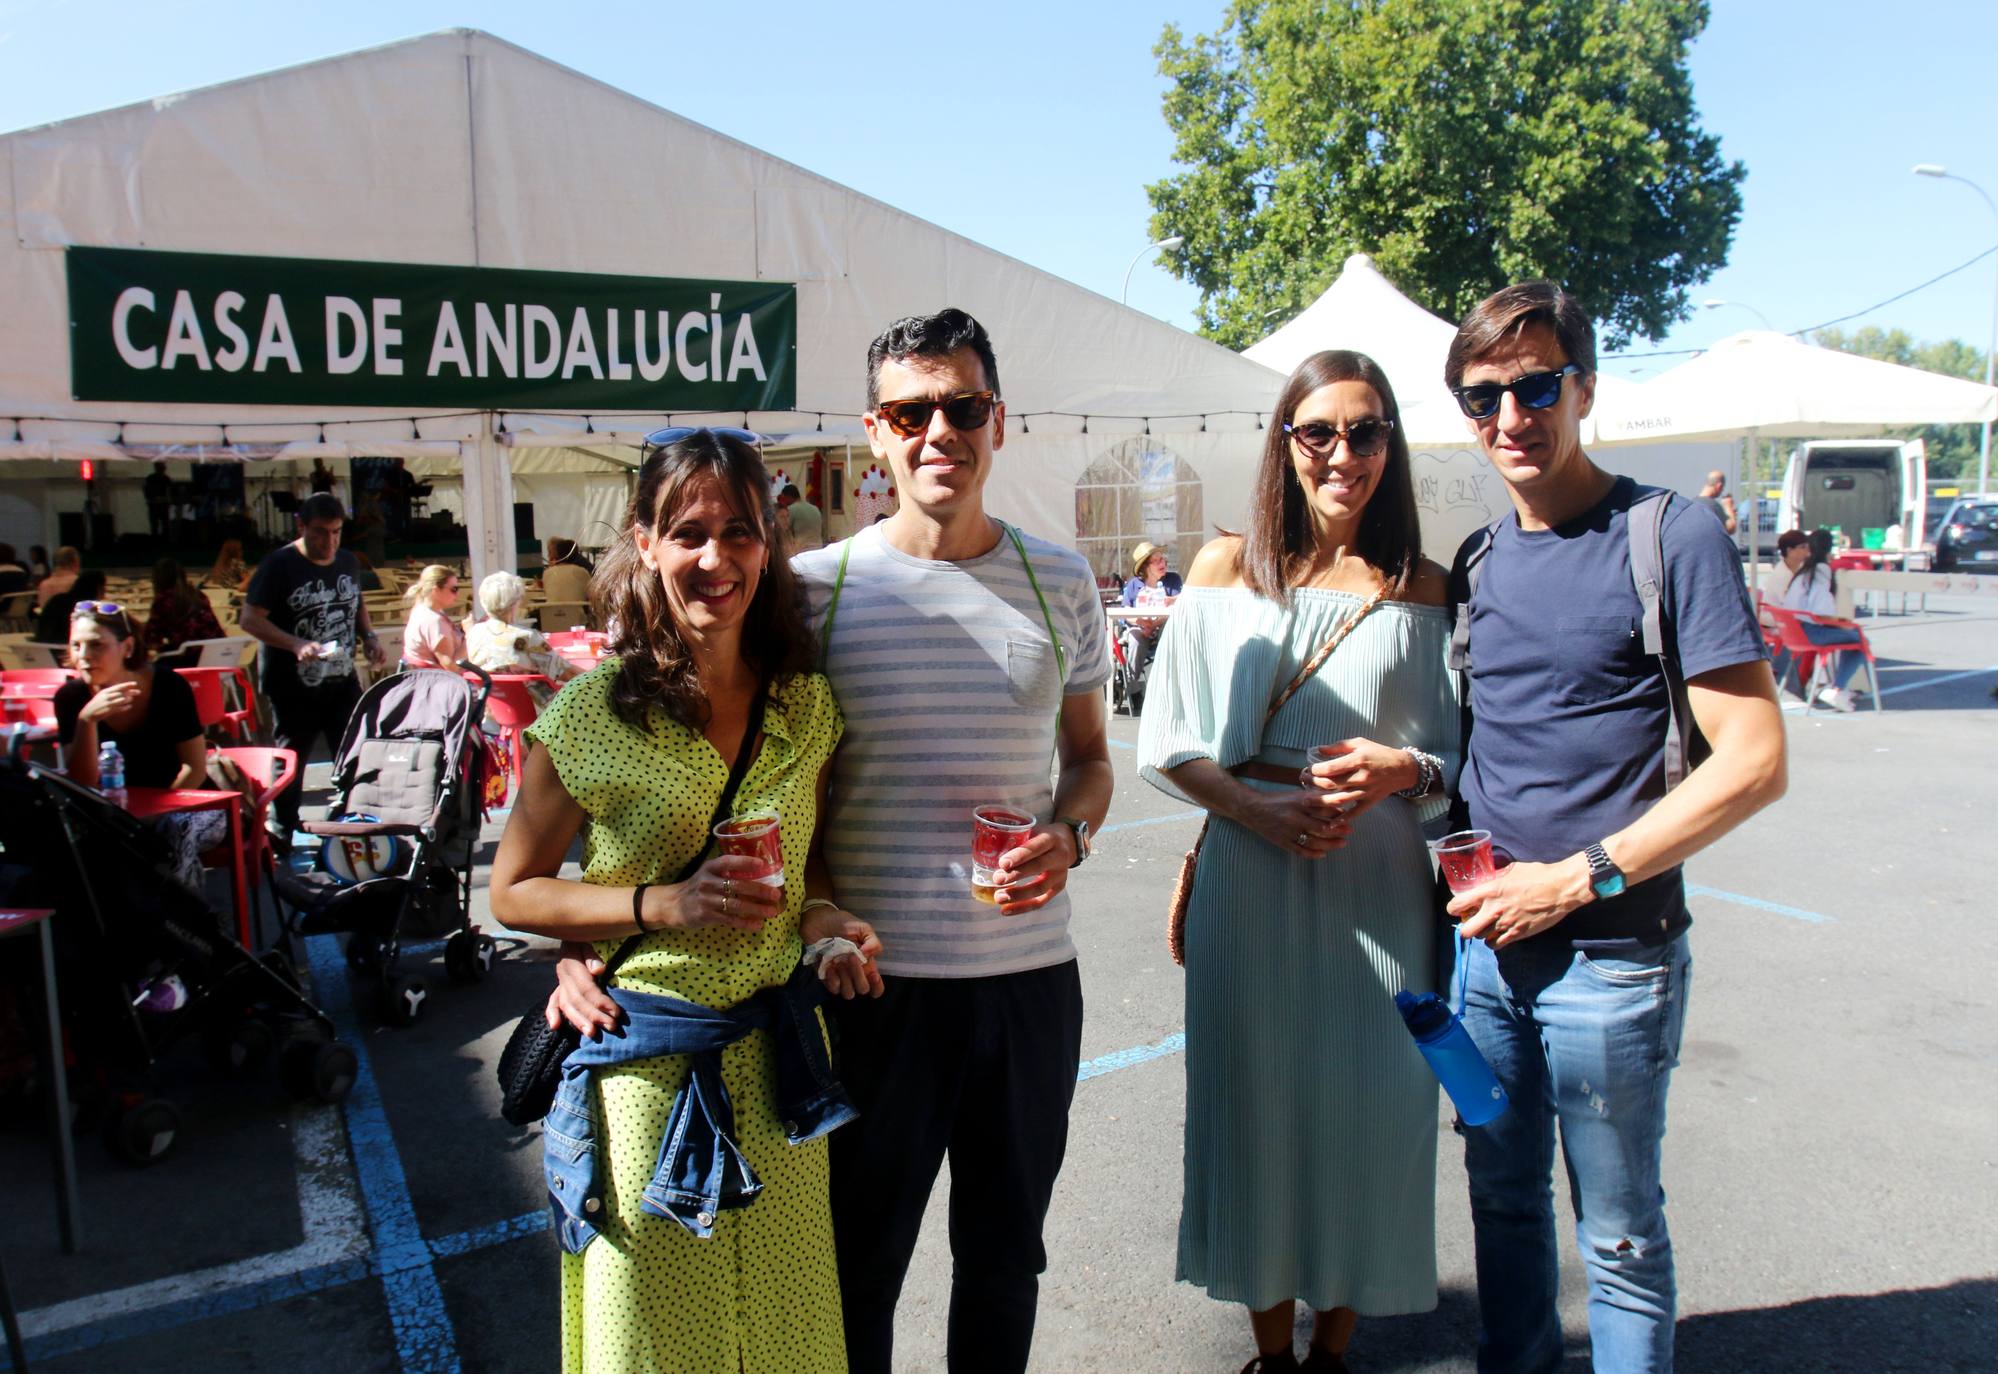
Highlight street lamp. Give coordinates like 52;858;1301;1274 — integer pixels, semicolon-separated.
1913;163;1998;496
1701;298;1777;331
1121;235;1185;306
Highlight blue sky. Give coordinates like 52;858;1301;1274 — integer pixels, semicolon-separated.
2;0;1993;382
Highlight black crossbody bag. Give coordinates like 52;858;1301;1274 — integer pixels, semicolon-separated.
496;680;770;1127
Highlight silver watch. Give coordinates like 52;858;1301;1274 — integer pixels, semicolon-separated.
1059;816;1092;867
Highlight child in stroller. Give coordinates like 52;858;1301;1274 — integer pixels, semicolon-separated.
267;665;500;1025
0;729;356;1165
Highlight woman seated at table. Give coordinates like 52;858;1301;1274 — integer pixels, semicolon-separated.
206;539;251;593
1118;540;1182;698
465;570;584;704
54;601;223;892
489;427;882;1373
143;557;226;665
1768;528;1866;711
541;536;594;608
400;564;469;672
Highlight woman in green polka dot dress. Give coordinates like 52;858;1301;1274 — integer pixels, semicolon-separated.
491;429;885;1374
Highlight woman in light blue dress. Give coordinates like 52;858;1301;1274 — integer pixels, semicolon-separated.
1138;350;1461;1374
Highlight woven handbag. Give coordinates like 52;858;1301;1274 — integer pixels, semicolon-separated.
1167;588;1384;966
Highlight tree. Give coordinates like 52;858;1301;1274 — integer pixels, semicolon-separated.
1148;0;1746;351
1811;326;1988;480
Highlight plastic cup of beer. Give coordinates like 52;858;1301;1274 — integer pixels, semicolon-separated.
715;810;784;889
1429;829;1497;896
970;805;1037;906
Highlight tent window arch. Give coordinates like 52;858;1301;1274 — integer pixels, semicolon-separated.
1075;439;1203;586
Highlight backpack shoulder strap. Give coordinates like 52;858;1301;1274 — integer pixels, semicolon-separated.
1626;488;1699;789
1446;517;1503;673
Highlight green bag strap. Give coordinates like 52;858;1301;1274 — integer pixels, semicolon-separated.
817;536;855;675
1002;521;1067;684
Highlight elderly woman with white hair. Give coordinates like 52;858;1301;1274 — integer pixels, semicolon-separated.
466;569;584;701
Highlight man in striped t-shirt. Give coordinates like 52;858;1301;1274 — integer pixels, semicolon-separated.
798;309;1112;1374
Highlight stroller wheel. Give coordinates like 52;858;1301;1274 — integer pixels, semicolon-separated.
379;974;429;1026
281;1038;358;1103
445;929;498;984
204;1018;276;1077
105;1096;180;1166
345;932;384;972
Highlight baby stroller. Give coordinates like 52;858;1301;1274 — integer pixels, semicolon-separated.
268;665;499;1026
0;730;357;1166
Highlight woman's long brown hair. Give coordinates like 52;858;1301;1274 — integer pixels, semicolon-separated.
592;431;817;731
1239;349;1422;605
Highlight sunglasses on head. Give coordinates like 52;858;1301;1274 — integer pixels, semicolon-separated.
641;426;763;457
872;390;996;439
71;600;126;619
1283;417;1395;459
1450;364;1584;420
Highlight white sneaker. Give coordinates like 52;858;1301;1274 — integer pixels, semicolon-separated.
1816;686;1856;713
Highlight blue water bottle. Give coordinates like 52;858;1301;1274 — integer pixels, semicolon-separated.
1395;990;1508;1126
98;741;129;809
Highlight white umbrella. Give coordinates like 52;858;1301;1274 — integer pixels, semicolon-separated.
1592;329;1998;444
1592;330;1998;566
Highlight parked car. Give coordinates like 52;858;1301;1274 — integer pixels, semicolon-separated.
1933;498;1998;571
1779;440;1926;552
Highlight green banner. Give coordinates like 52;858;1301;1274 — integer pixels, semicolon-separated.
67;246;797;411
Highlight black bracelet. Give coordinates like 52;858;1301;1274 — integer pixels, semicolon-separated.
632;883;651;934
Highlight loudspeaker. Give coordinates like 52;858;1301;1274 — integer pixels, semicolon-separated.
513;502;535;542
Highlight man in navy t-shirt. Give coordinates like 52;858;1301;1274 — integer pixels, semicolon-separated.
1441;282;1787;1374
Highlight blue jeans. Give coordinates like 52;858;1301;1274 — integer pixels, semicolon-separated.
1458;932;1692;1374
1772;622;1863;692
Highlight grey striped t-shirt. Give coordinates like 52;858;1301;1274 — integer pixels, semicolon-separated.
795;523;1112;978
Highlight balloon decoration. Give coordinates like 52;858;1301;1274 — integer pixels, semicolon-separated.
854;464;898;526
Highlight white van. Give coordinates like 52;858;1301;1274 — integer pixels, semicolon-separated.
1778;440;1926;551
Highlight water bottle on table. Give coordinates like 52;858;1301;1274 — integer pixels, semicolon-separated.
1395;990;1507;1126
97;741;129;809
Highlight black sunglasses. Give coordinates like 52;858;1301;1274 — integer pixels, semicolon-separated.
1450;364;1584;420
872;390;996;439
641;426;763;455
1283;418;1395;459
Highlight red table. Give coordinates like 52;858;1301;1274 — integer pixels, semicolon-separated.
0;908;80;1253
128;787;251;951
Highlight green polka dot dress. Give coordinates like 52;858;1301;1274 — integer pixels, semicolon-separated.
525;661;847;1374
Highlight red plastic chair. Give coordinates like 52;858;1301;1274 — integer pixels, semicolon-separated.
542;631;591;650
1767;606;1882;712
205;746;300;947
470;672;552;789
174;665;257;742
0;667;76;698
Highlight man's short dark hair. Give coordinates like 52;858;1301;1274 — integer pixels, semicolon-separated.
1444;281;1597;388
779;484;802;502
298;493;345;525
865;308;1001;408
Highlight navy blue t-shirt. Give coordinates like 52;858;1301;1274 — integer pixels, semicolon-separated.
1453;477;1767;947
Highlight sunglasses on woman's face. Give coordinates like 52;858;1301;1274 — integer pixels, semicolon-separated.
872;390;996;439
70;600;126;619
1283;418;1395;459
1450;364;1584;421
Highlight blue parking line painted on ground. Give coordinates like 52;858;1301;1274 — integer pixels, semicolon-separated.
1077;1031;1187;1081
1;1256;375;1370
1096;809;1203;838
302;934;463;1374
1685;884;1831;924
1878;664;1998;696
426;1209;551;1260
1105;737;1135;750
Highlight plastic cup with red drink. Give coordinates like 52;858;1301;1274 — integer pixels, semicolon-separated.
714;810;785;890
1429;829;1511;906
970;805;1037;906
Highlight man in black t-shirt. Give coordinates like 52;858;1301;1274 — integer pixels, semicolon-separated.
1441;283;1787;1374
241;493;387;837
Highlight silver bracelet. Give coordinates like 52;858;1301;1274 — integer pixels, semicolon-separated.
799;897;841;916
1395;748;1443;799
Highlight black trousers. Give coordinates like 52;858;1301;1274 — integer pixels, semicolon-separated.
266;676;362;835
830;959;1084;1374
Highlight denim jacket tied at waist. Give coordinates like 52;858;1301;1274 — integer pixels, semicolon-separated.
543;960;856;1253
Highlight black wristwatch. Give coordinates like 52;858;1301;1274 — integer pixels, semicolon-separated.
1583;842;1626;899
1059;816;1092;867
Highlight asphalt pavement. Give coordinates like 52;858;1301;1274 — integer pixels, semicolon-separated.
3;595;1995;1373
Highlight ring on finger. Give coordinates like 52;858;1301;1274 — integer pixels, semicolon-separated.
723;894;732;918
1296;830;1310;847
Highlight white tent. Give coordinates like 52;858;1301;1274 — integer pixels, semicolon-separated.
1591;329;1998;443
0;28;1285;582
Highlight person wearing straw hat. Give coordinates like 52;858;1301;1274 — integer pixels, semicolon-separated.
1118;540;1182;702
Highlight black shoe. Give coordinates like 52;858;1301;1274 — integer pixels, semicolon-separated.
1298;1349;1349;1374
1240;1354;1299;1374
